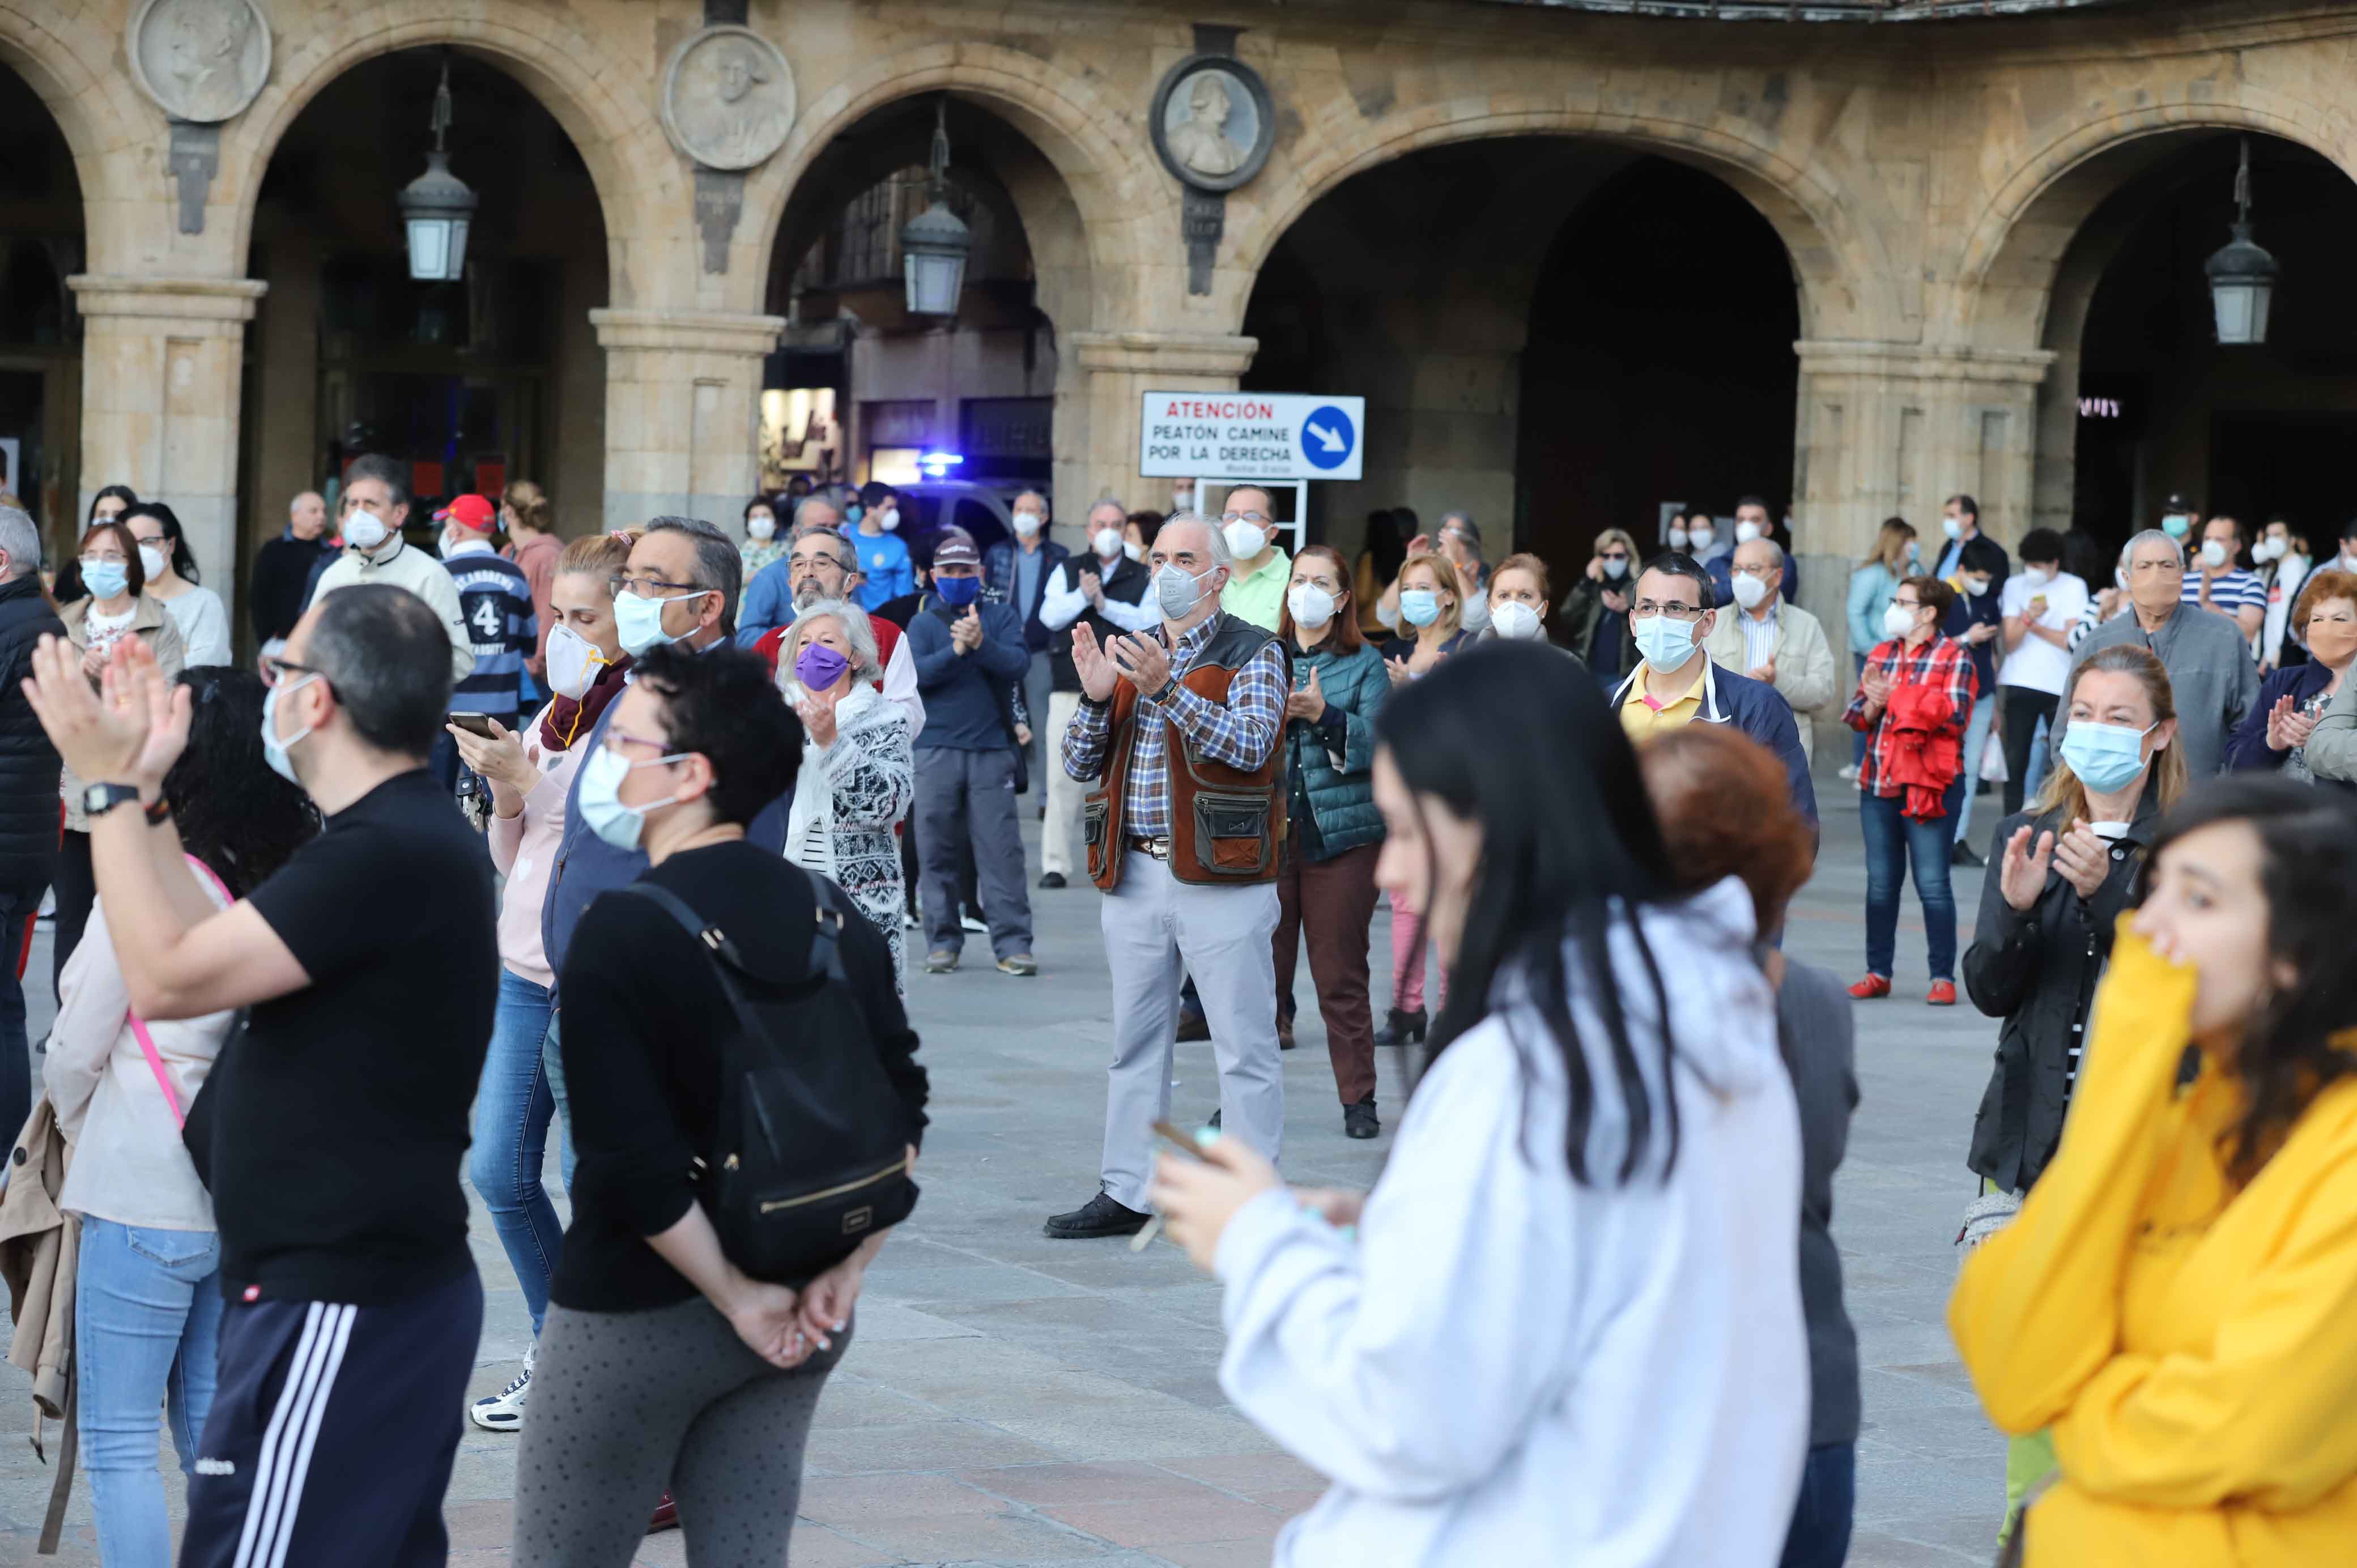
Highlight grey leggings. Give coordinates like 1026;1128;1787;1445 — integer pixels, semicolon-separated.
512;1295;850;1566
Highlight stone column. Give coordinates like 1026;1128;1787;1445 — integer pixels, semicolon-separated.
1065;332;1258;515
590;309;785;531
67;276;269;625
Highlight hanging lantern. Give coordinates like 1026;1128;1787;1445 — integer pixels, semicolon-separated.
398;57;478;284
900;99;971;317
2205;139;2278;347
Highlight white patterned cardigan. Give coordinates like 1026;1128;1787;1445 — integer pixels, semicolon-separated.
784;684;916;991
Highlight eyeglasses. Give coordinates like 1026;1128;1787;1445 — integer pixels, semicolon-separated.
1893;599;1924;612
1220;510;1271;525
603;724;681;759
1732;563;1778;579
609;573;705;599
1631;599;1704;621
262;655;321;688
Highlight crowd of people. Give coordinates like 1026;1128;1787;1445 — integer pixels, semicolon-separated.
0;464;2353;1568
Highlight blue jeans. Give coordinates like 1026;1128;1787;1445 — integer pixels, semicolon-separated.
1951;695;1997;842
0;882;37;1148
75;1217;222;1568
542;1007;578;1192
470;969;565;1336
1779;1442;1856;1568
1849;654;1870;768
1861;778;1964;981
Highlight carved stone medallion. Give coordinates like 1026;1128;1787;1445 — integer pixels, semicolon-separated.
661;25;797;172
1150;56;1275;194
127;0;271;125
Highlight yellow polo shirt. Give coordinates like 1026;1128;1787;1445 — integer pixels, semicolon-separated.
1618;661;1705;743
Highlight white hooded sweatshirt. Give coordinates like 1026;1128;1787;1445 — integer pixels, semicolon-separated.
1213;877;1806;1566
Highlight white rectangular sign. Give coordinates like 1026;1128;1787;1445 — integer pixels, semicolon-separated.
1138;391;1365;482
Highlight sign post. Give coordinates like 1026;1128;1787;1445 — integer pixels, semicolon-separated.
1140;391;1363;558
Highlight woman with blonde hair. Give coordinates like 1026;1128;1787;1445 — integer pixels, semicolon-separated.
446;527;635;1431
1372;551;1471;1043
1844;518;1919;780
1959;642;2186;1534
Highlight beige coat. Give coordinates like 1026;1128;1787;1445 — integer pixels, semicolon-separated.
58;593;187;832
1702;598;1838;760
0;1098;79;1550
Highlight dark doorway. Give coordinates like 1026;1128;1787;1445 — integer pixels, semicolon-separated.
2211;412;2357;543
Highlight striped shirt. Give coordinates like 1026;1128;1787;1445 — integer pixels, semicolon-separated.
2181;566;2266;620
1061;615;1286;839
444;542;537;722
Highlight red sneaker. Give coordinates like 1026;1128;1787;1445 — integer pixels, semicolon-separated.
647;1493;679;1533
1928;980;1958;1006
1847;974;1891;1000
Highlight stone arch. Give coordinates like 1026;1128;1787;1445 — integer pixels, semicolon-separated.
736;42;1165;331
0;1;153;267
211;1;670;302
1948;82;2357;351
1218;93;1901;344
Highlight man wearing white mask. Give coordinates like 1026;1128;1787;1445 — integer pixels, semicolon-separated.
847;483;914;611
1036;498;1156;889
1610;553;1816;824
2254;517;2312;674
1216;484;1291;630
2181;513;2266;642
1701;535;1836;760
1047;513;1288;1239
1935;493;2009;589
1708;494;1800;609
982;491;1069;798
306;454;473;683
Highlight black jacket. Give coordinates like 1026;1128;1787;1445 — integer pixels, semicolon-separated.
1558;576;1633;680
0;576;65;890
248;534;338;644
1962;791;2159;1192
1048;553;1151;693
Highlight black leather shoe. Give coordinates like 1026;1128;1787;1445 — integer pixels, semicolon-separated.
1043;1191;1151;1239
1951;841;1986;868
1372;1007;1426;1046
1039;871;1067;889
1176;1007;1210;1042
1343;1097;1380;1140
1277;1012;1296;1051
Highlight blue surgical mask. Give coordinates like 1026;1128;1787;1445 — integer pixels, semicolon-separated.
1399;589;1442;628
2058;720;2156;794
576;742;687;851
2161;513;2192;540
1631;613;1699;674
614;589;708;657
261;674;321;787
80;561;129;601
934;574;981;608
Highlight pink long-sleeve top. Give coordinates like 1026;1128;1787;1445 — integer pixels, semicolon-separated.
489;704;588;990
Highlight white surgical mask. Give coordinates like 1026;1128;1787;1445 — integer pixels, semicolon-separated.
544;623;606;700
2200;540;2229;569
746;514;776;542
1092;527;1124;560
614;588;708;657
1883;600;1920;639
1687;525;1715;552
2255;537;2284;562
873;506;900;532
1012;511;1042;539
1667;527;1690;551
1730;573;1771;611
1490;600;1543;641
1122;540;1147;563
1286;583;1337;628
260;674;321;787
1631;614;1697;674
1224;520;1268;560
576;742;687;852
1734;521;1762;545
138;544;169;581
1156;563;1210;619
2021;567;2050;590
344;508;392;551
1601;557;1629;581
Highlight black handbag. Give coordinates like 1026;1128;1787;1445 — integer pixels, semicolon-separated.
628;880;919;1286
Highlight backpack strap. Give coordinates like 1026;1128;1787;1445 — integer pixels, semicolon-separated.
627;875;852;996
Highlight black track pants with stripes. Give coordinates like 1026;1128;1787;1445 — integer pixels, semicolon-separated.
181;1267;482;1568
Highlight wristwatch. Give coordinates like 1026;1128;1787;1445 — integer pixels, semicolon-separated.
82;783;167;824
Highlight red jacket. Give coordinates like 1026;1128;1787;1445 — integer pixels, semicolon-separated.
1884;682;1961;821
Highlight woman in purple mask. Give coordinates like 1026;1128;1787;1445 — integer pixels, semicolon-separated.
781;598;917;990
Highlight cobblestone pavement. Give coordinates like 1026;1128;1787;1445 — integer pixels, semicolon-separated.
1;763;2011;1566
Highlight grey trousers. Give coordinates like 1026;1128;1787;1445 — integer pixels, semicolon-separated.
1099;850;1283;1210
512;1297;851;1567
914;746;1033;957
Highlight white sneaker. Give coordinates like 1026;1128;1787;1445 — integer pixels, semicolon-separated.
960;911;988;934
1836;763;1860;782
903;907;921;931
469;1363;530;1431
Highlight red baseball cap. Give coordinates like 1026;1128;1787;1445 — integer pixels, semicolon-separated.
436;493;496;531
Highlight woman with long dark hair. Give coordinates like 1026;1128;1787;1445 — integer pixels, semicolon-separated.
45;667;314;1566
85;483;137;527
1954;777;2357;1566
119;500;231;667
1151;642;1807;1563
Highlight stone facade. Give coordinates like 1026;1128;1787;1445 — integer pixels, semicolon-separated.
5;0;2352;640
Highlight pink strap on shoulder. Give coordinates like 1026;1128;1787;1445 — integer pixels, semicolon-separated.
129;855;234;1130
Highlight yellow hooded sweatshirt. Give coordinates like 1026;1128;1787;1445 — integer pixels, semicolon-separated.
1951;928;2357;1565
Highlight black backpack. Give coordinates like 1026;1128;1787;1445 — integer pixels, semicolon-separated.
629;877;920;1286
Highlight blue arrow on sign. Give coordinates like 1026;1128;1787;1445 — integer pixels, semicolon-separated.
1300;404;1355;472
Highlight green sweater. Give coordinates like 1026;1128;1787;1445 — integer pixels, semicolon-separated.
1284;640;1388;859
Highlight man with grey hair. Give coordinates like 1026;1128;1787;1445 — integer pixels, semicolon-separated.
742;522;925;738
1046;511;1289;1239
2056;527;2256;781
0;504;60;1142
250;489;338;651
734;491;845;645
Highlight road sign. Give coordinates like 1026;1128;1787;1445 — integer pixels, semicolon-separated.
1138;391;1365;482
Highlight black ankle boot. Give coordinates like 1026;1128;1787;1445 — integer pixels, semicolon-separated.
1372;1007;1426;1046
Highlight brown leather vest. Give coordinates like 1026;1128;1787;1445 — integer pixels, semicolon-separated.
1081;613;1284;892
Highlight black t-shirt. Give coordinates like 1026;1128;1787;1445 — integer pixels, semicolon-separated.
552;841;927;1313
215;769;498;1303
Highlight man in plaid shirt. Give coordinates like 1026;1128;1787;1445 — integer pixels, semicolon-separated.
1046;514;1289;1239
